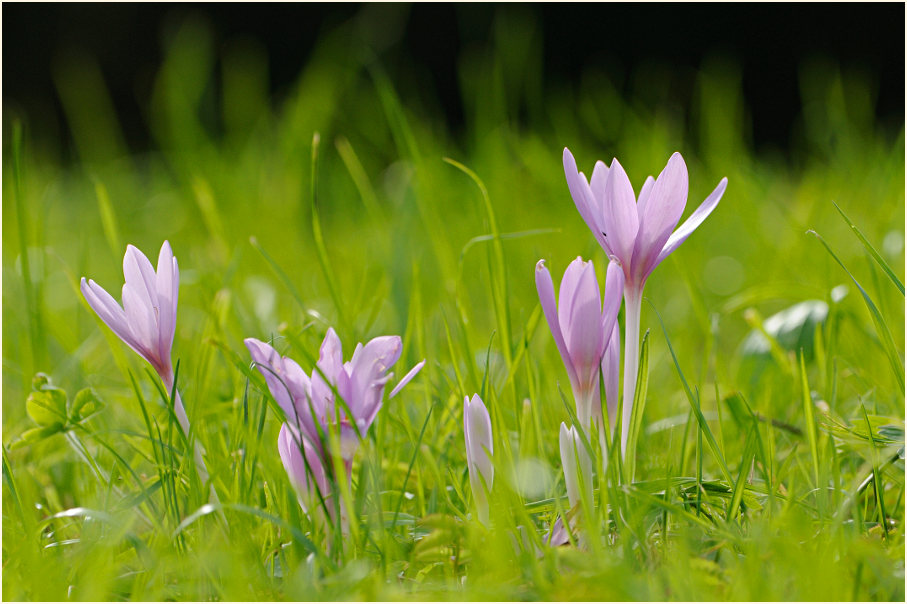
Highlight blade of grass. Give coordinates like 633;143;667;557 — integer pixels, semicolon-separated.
309;132;349;334
649;301;733;485
833;201;904;296
809;229;904;393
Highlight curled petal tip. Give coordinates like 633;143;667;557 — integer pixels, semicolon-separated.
535;258;547;271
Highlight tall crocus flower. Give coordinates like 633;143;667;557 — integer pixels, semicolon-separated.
464;394;494;526
535;257;624;432
246;329;424;515
563;149;727;455
81;242;212;489
559;422;592;509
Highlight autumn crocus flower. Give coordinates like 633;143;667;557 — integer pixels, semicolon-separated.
464;394;494;525
535;257;623;433
80;241;213;493
246;329;424;512
559;422;592;509
563;149;727;455
81;241;187;425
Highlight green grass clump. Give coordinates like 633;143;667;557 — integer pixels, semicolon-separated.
3;12;904;601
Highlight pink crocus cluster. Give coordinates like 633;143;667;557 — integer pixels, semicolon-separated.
535;148;726;523
246;329;424;516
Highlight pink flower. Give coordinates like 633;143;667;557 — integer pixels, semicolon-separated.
535;257;623;430
563;148;728;457
562;149;727;294
81;241;179;388
246;329;424;507
464;393;494;525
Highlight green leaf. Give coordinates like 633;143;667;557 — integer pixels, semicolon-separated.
69;388;102;421
15;423;65;447
26;388;68;426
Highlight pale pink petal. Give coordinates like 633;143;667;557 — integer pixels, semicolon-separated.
121;283;158;364
155;241;177;367
122;244;158;309
655;177;728;267
589;160;609;202
635;176;655;219
602;158;639;265
563;148;610;253
601;260;624;345
389;359;425;399
81;277;131;342
278;423;328;510
633;153;688;280
535;260;578;387
317;328;344;383
246;338;298;426
560;259;603;388
464;394;494;491
601;322;620;428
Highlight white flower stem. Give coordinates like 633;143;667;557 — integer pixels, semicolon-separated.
169;385;221;513
620;287;643;461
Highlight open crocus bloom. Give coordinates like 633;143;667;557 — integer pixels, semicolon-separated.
81;241;179;389
464;393;494;525
535;257;623;431
246;329;424;505
563;148;728;294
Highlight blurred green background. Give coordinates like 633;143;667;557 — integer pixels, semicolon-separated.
2;4;904;600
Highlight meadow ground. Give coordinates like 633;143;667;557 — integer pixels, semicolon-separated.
2;14;905;601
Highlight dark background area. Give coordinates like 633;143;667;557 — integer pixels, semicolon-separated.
3;3;904;156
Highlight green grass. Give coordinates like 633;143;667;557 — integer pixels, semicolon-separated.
3;13;905;601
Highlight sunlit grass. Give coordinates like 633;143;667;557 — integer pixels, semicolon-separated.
3;12;904;601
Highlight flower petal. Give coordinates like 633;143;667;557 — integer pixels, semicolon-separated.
601;322;620;429
246;338;299;426
635;176;655;219
656;177;728;266
81;277;131;343
632;153;688;280
123;244;158;312
464;394;494;491
317;328;344;383
602;158;639;265
601;260;624;347
559;258;603;389
122;282;160;367
563;148;610;253
389;359;425;399
278;423;327;511
536;259;578;387
559;423;592;509
155;241;177;371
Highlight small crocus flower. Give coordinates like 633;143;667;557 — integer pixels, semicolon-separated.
246;329;424;512
559;422;592;510
80;241;213;495
563;149;727;456
81;241;179;388
535;257;624;432
464;393;494;525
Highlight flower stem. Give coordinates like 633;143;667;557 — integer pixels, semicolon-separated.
620;287;643;461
